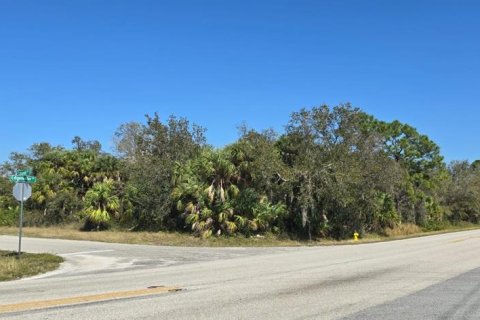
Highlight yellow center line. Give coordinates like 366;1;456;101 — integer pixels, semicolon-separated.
0;286;180;314
449;236;480;243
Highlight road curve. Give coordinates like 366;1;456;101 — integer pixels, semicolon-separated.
1;230;480;319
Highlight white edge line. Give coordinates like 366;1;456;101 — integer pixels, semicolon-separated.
61;250;114;256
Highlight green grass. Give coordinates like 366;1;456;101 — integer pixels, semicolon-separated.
0;250;63;281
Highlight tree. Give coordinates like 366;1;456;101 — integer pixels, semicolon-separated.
113;122;143;162
83;179;120;230
115;113;206;230
375;120;447;226
278;104;405;239
378;121;443;173
0;176;18;226
172;148;239;237
4;104;479;239
172;148;286;237
0;139;123;226
72;136;102;153
442;161;480;223
227;127;290;202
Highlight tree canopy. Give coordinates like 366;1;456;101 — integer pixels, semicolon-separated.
1;106;478;239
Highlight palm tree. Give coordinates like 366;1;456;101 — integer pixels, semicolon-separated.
172;149;241;237
83;179;120;230
252;199;287;232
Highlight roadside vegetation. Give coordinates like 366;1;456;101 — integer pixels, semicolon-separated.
0;222;477;247
0;250;63;281
1;104;480;243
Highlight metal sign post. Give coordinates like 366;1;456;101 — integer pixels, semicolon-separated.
18;183;24;258
10;170;35;259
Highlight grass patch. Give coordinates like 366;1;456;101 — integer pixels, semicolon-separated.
1;223;480;248
384;223;423;237
0;250;63;281
0;226;304;247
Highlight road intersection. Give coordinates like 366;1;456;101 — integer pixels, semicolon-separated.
1;230;480;319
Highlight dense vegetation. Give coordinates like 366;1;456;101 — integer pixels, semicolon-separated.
1;105;479;240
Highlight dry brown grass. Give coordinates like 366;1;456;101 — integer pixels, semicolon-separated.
384;223;423;237
0;226;304;247
1;223;480;248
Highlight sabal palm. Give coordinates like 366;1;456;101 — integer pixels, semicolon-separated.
172;149;240;237
84;179;120;227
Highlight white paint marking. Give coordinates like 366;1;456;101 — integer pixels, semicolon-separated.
61;249;114;256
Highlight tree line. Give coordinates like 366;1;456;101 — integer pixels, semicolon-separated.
1;104;479;239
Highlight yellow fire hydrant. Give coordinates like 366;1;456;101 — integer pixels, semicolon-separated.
353;232;359;241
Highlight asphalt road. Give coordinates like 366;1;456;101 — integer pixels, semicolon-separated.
1;230;480;319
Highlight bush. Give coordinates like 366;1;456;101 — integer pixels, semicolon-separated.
422;220;450;232
0;208;18;227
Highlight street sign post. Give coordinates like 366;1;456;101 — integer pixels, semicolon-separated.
10;169;36;258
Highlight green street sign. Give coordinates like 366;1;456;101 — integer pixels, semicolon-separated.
9;175;36;183
25;176;37;183
16;169;32;176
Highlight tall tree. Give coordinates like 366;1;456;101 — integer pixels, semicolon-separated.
375;120;446;226
115;113;206;230
279;104;405;239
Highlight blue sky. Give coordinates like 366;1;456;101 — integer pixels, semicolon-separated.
0;0;479;163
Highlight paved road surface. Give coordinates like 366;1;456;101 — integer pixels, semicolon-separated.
1;230;480;319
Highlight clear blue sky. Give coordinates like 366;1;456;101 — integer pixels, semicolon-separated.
0;0;479;163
